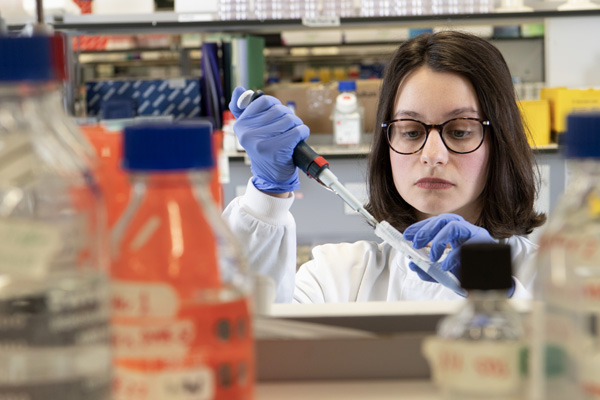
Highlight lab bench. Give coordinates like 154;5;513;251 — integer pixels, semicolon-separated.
254;301;531;398
257;379;440;400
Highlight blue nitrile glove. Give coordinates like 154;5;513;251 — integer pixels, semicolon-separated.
229;86;310;193
403;213;514;293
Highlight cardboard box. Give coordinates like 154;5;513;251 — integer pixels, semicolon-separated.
541;87;600;133
518;99;551;147
86;78;201;120
265;79;382;134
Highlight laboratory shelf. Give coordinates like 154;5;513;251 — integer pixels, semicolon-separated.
225;142;559;161
7;9;600;35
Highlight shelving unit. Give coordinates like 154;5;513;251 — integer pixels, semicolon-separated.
8;8;600;34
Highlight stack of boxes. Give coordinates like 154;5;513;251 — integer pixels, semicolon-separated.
519;87;600;147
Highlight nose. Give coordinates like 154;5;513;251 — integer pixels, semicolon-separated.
420;129;449;166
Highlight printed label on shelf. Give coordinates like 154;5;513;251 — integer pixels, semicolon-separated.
114;366;214;400
422;337;524;395
112;320;195;359
0;218;62;277
177;14;214;23
302;17;341;27
112;281;180;318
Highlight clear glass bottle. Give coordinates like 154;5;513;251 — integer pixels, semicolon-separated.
531;112;600;400
0;36;111;400
111;122;254;400
423;243;524;400
44;33;99;172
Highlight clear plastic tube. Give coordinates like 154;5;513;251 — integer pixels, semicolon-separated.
375;221;467;297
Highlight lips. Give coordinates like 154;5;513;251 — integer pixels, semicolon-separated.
416;177;454;189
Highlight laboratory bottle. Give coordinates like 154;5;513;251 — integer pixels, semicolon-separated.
423;243;525;400
0;36;111;400
44;32;99;171
111;122;254;400
222;110;238;154
530;112;600;400
82;123;131;229
332;80;363;146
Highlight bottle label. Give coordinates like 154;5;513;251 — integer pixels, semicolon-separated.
112;280;253;398
422;337;523;395
112;282;180;319
114;366;214;400
0;219;62;278
112;282;191;358
334;116;361;145
113;320;195;359
0;375;111;400
0;135;39;190
0;273;110;347
581;351;600;396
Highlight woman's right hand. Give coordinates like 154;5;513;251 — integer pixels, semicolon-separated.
229;86;310;194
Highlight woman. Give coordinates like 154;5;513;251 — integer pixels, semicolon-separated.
223;30;546;303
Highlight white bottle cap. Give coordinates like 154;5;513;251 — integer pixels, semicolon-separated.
237;89;256;109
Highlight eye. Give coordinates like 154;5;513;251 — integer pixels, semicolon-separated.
446;129;472;139
401;130;424;139
393;121;426;141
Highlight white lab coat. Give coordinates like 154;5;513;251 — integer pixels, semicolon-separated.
222;179;538;303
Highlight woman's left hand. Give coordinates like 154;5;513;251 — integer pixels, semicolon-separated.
403;213;494;282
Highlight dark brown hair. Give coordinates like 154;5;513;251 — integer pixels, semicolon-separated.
365;30;546;239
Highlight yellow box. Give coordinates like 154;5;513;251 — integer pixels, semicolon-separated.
540;87;600;133
518;99;551;147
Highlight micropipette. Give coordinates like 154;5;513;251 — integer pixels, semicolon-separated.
236;89;467;297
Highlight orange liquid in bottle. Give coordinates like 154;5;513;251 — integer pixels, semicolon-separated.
111;173;253;400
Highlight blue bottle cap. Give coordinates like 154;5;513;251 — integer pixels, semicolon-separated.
0;36;54;82
338;80;356;92
564;113;600;159
123;122;214;171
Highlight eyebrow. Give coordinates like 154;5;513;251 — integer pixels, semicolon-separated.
393;107;480;120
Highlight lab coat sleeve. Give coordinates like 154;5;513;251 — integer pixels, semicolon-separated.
502;235;539;299
222;179;297;303
511;278;531;299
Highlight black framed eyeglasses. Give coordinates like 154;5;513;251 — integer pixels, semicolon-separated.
381;117;490;155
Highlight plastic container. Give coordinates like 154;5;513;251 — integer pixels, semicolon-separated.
423;243;524;400
0;36;111;400
81;123;131;229
45;33;100;177
332;80;363;146
222;110;240;153
530;113;600;400
111;122;254;400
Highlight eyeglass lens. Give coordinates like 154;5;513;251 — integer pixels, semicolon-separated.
387;119;484;154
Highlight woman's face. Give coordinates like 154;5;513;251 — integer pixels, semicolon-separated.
390;66;490;224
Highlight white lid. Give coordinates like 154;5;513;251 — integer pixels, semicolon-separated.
336;92;358;113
